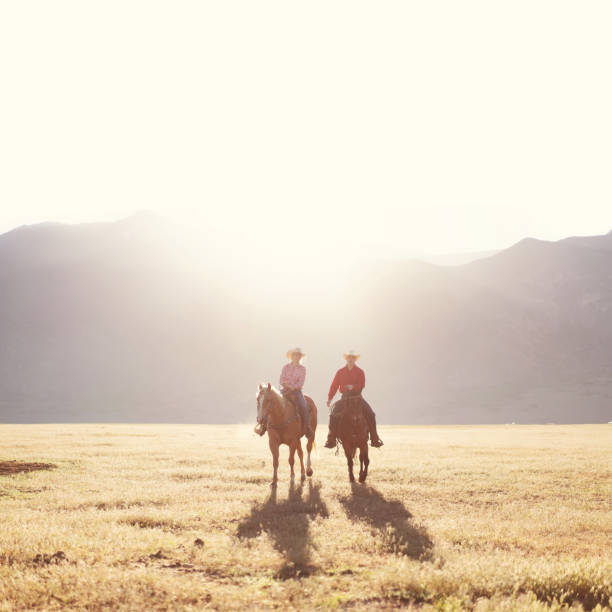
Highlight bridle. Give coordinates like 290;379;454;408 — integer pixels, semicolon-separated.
257;391;266;423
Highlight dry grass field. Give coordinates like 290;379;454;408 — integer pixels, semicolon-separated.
0;424;610;611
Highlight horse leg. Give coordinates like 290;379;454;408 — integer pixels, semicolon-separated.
296;439;306;481
343;443;355;482
269;437;280;487
358;443;369;483
306;436;313;477
288;442;296;479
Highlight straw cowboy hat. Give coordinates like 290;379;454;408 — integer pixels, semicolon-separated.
343;350;360;360
286;347;306;360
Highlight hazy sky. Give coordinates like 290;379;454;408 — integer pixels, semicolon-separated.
1;1;610;257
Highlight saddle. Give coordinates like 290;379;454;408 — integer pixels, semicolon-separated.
280;390;304;427
333;393;365;417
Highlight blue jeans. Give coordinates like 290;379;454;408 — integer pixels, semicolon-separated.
289;390;310;431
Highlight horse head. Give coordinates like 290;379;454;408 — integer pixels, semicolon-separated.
256;383;280;424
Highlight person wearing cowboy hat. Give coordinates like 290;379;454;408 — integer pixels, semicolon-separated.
324;350;383;448
256;348;313;437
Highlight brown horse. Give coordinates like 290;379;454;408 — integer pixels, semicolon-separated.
336;395;370;483
256;383;317;487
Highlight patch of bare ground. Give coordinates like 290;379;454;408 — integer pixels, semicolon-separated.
1;551;73;568
31;551;70;566
0;461;55;475
135;547;244;584
274;561;319;580
118;516;186;532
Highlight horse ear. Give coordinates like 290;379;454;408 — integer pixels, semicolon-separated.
258;383;263;390
267;383;271;390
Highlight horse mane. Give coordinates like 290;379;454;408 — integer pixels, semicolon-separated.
258;384;284;407
267;385;284;406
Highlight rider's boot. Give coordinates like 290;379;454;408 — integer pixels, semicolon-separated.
324;414;337;448
365;406;384;447
369;428;384;447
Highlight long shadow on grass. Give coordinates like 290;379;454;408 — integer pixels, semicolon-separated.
339;483;433;560
0;461;55;476
237;479;329;578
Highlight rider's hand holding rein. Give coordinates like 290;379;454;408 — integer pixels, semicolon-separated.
326;390;352;409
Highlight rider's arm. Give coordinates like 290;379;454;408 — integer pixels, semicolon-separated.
295;366;306;390
352;369;365;393
328;370;340;402
279;364;290;390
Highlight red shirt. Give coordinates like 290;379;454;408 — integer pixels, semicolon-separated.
328;365;365;401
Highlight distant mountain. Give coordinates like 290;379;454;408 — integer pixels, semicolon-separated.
0;217;610;424
364;234;612;423
420;249;500;266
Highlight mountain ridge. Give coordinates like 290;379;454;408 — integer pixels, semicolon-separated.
0;216;610;424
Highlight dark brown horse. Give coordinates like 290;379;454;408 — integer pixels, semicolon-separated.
256;384;317;487
336;395;370;483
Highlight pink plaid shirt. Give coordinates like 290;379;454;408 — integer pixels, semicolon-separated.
280;363;306;390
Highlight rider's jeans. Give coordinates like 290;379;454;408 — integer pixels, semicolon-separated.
291;390;310;427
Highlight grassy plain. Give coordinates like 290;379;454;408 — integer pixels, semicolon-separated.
0;424;610;611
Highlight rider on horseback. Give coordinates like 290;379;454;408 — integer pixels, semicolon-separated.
255;347;313;438
280;348;313;438
324;350;384;448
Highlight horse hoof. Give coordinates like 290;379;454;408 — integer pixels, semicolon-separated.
349;476;355;483
358;475;367;483
300;473;306;481
306;468;313;477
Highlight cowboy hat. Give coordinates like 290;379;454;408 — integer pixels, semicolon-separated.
286;347;306;360
343;350;360;360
